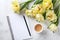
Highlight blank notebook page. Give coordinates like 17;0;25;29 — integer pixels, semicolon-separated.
9;14;30;40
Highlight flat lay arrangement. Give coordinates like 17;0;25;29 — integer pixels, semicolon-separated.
1;0;60;40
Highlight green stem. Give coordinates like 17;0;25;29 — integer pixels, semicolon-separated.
54;6;59;26
52;0;59;26
52;0;56;7
20;0;33;11
34;0;43;5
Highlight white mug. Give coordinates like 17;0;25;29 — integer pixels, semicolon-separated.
34;24;43;34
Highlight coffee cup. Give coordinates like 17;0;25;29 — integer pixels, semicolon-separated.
34;24;43;33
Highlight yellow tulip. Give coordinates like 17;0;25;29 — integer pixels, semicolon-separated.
47;3;53;10
43;0;53;10
25;10;33;17
46;10;57;22
43;0;52;3
48;24;58;32
12;0;20;13
32;4;45;14
35;14;44;22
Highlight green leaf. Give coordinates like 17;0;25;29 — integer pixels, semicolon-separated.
20;0;33;11
52;0;59;26
59;5;60;16
52;0;56;6
54;7;59;26
43;12;46;19
34;0;43;4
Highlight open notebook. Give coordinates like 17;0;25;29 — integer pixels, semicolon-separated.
9;14;31;40
0;15;30;40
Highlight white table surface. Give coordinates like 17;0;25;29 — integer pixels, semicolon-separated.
0;15;12;40
0;0;60;40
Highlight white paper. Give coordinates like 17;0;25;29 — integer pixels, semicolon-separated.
9;14;30;40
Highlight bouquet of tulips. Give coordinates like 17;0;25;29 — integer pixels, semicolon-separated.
12;0;60;33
